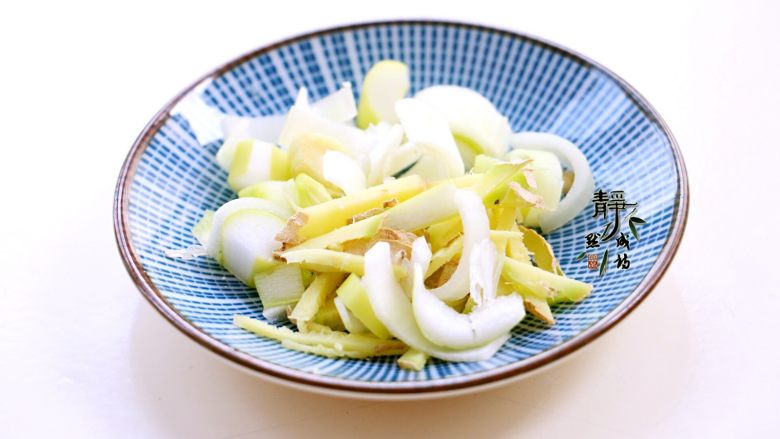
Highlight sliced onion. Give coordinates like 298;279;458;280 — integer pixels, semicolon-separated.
415;85;510;158
409;237;523;349
218;83;357;170
322;149;366;195
509;132;594;233
362;242;509;362
312;82;357;124
394;98;465;181
221;114;287;145
277;87;366;156
363;122;406;185
333;297;368;334
427;190;490;301
467;238;503;306
505;148;564;228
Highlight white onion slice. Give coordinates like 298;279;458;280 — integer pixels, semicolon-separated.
362;242;509;362
509;132;595;233
394;98;465;181
427;190;491;301
221;114;287;145
322;150;367;195
409;237;523;349
278;87;366;156
415;85;510;158
467;238;503;306
363;122;405;185
312;82;357;123
333;297;368;334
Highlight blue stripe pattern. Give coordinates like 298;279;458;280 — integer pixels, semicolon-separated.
127;23;680;385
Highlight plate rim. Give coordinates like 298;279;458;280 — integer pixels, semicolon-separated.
113;19;689;396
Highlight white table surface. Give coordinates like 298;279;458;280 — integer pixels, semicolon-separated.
2;0;778;437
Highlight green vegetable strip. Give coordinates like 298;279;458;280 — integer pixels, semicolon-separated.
518;225;564;275
289;272;346;326
335;274;391;339
426;236;463;277
285;215;384;251
502;258;592;303
191;210;215;246
313;299;346;332
234;315;406;355
398;348;429;371
282;249;407;278
281;339;405;359
291;175;425;240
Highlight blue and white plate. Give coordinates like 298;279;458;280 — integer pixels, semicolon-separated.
115;20;688;398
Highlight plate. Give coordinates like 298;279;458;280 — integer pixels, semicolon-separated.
114;20;688;399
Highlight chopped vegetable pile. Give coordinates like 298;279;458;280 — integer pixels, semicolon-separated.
168;60;596;371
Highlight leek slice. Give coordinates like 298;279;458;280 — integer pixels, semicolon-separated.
506;148;563;228
238;180;295;217
227;139;290;191
218;83;356;171
365;122;406;185
205;198;288;261
191;210;215;246
217;114;287;170
398;348;428;371
321;149;367;195
293;173;332;208
254;263;305;308
288;133;352;193
220;209;284;286
356;60;410;128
